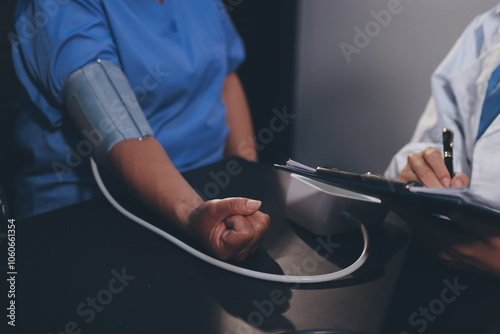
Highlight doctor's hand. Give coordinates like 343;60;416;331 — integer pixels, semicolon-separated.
386;199;500;278
187;197;271;261
397;147;470;188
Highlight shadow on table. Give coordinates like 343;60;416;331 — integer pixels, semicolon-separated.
193;249;296;333
287;215;410;291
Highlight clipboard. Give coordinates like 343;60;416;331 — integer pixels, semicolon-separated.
274;160;500;220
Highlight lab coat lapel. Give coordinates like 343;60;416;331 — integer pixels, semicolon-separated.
447;43;500;162
470;112;500;201
448;42;500;201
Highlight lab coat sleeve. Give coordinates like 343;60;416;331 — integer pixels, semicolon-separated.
384;10;489;180
13;0;120;127
384;97;442;180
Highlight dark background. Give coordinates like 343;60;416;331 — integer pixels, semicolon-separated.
0;0;21;211
0;0;299;212
228;0;298;165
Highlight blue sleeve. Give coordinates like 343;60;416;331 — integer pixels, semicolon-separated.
215;0;246;74
13;0;120;126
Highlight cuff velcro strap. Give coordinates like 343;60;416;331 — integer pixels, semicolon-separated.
63;59;154;168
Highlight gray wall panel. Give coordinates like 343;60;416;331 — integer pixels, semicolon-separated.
293;0;498;173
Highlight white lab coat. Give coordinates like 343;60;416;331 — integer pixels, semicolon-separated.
385;5;500;204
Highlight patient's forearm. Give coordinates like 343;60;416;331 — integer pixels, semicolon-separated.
108;137;203;232
223;73;257;162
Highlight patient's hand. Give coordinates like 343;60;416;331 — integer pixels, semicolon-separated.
187;197;271;261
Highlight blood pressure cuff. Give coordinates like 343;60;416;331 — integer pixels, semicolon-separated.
63;60;154;168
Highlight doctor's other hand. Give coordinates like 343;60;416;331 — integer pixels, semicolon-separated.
386;199;500;278
187;197;271;261
397;147;470;188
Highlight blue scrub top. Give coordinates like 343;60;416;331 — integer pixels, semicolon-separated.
10;0;245;218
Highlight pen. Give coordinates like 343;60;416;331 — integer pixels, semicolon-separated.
442;128;454;177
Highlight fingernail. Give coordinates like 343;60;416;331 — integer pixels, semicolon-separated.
247;200;262;210
441;178;451;187
452;179;463;187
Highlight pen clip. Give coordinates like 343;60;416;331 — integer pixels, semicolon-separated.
443;128;455;176
443;128;454;155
